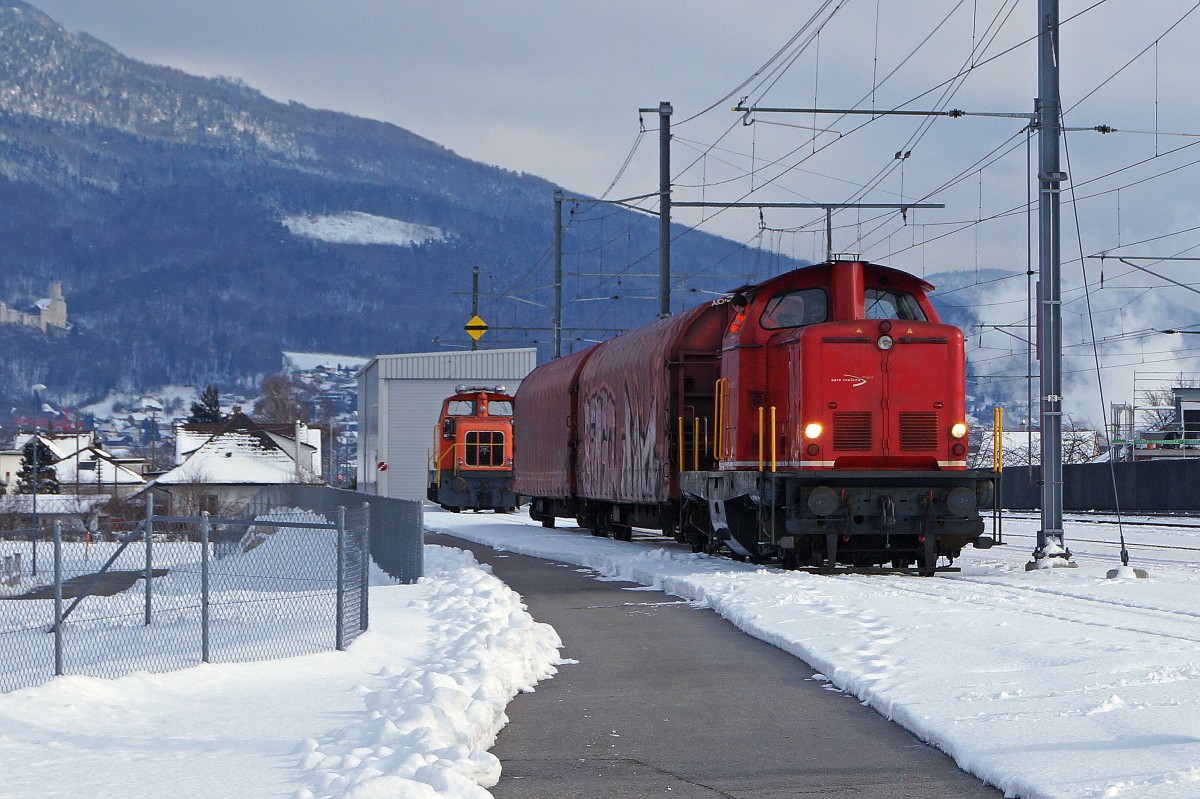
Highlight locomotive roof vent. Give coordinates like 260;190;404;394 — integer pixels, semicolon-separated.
832;252;862;262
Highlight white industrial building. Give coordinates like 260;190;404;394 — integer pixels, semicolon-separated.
357;348;537;501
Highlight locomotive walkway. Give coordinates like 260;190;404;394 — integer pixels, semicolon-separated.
428;532;1002;798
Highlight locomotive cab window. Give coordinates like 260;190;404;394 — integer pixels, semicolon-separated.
487;400;514;417
864;288;927;322
447;400;477;416
464;430;506;466
759;288;828;329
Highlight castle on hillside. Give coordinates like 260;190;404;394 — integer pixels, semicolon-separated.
0;281;68;332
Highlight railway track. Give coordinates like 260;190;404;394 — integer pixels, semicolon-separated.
622;522;1200;648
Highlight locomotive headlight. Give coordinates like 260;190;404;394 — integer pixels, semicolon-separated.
950;422;968;439
804;422;823;439
877;335;894;351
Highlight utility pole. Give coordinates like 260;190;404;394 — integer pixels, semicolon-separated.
553;190;564;358
640;101;673;318
30;382;45;576
1031;0;1071;568
470;266;480;352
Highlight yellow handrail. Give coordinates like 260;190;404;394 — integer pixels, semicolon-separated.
770;405;777;472
993;407;1003;472
714;379;723;464
677;415;684;471
693;416;700;471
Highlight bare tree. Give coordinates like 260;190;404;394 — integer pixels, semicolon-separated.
970;415;1100;468
253;374;314;423
1137;374;1200;432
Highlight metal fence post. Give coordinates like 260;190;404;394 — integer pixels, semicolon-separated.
53;520;63;676
336;505;345;651
201;510;210;663
360;502;370;632
145;493;154;626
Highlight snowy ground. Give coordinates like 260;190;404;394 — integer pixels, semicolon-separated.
430;510;1200;799
0;543;562;799
3;508;1198;799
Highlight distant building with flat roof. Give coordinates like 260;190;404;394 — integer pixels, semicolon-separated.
357;348;537;501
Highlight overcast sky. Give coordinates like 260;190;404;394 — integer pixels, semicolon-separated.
25;0;1200;422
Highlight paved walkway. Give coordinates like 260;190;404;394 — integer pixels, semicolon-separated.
429;532;1002;798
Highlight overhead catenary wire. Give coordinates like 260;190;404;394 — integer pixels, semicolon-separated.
563;2;1200;358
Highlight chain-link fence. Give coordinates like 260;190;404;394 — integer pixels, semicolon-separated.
0;486;419;694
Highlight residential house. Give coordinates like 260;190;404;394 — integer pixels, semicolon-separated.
53;446;147;498
141;411;324;515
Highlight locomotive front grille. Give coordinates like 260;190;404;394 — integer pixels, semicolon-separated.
899;412;938;450
833;411;873;450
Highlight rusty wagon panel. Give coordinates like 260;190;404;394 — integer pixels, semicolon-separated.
576;302;728;505
512;347;596;499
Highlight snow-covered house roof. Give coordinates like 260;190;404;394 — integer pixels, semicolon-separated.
54;447;146;487
13;431;95;461
148;413;320;489
174;425;214;464
174;418;321;470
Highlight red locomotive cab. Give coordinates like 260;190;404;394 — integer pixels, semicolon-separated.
427;386;520;512
718;260;970;473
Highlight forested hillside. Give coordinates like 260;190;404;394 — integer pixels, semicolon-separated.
0;1;802;409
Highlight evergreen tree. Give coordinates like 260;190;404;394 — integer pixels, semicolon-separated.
16;439;60;495
188;385;226;423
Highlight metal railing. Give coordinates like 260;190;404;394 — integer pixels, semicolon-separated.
0;485;415;694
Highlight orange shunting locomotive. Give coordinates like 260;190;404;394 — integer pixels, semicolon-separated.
427;385;520;512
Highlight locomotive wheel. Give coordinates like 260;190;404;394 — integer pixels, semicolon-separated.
610;524;633;542
541;517;556;528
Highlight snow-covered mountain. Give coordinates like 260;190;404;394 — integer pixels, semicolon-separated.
0;1;792;411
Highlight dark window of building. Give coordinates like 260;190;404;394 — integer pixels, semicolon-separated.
1183;408;1200;439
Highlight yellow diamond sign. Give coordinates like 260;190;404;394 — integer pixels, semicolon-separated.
465;314;489;341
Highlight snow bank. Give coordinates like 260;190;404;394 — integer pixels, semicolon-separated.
294;544;562;799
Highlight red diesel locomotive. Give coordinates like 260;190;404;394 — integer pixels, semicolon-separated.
513;259;994;573
428;386;520;512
